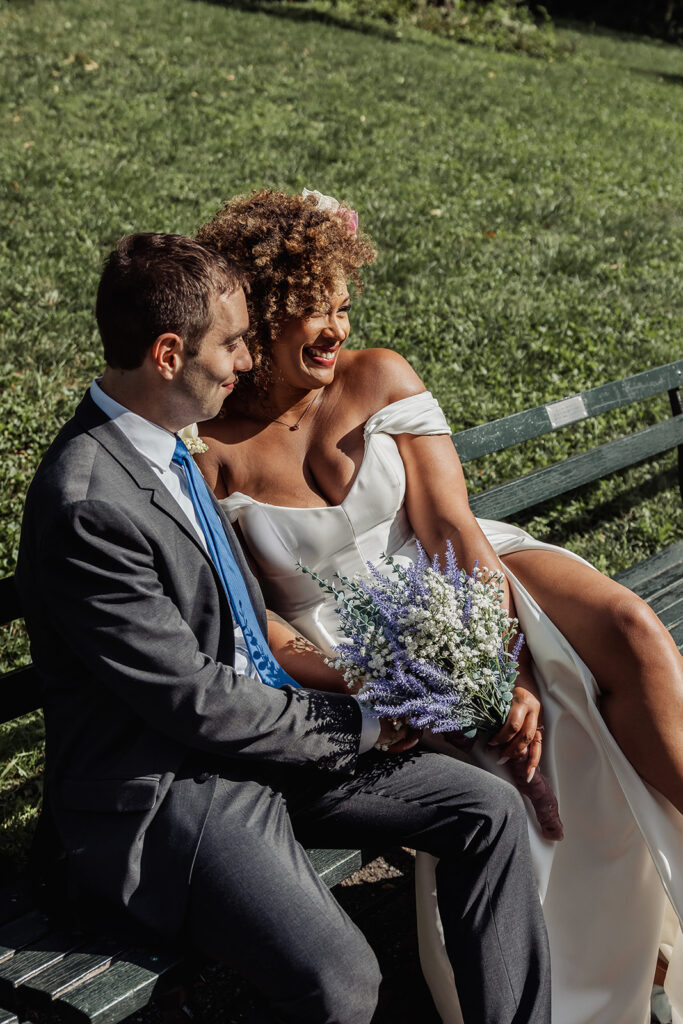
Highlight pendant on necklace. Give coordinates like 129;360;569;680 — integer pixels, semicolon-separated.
290;424;300;431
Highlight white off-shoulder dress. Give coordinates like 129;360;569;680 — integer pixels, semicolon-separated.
220;391;683;1024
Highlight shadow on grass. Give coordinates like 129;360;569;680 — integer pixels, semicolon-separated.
552;16;681;46
192;0;401;43
629;68;683;87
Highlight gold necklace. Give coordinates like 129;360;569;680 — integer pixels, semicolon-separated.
263;391;322;431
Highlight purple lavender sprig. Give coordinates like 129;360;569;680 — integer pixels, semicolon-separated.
297;543;524;737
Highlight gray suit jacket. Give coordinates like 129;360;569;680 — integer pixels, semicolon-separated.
16;392;361;940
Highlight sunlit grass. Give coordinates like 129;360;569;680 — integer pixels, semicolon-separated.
0;0;681;855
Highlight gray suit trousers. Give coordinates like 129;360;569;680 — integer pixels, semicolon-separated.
181;748;551;1024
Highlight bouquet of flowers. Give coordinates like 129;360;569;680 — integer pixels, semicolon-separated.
299;542;563;841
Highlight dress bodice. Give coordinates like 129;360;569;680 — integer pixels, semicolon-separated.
220;392;451;653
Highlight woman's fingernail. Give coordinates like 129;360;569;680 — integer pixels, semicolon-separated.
497;755;510;765
527;767;536;783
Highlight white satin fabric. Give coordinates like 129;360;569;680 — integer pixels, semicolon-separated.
221;391;683;1024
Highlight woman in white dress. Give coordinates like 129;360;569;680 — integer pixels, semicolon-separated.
194;189;683;1024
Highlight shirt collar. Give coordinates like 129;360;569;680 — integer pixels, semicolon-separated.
90;379;177;472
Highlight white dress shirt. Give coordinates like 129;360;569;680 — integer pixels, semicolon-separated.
89;380;379;753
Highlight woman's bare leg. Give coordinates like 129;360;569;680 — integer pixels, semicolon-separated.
501;548;683;813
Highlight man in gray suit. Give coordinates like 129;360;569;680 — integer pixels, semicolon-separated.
16;233;551;1024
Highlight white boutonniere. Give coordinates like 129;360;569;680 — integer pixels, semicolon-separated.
178;423;209;455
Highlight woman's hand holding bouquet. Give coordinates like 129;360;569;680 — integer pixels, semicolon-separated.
299;542;563;841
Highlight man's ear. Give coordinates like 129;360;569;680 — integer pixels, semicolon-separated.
150;333;184;380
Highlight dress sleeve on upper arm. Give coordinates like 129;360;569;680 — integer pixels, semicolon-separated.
218;492;255;522
363;392;451;439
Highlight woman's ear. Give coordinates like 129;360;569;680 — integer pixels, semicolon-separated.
150;333;184;380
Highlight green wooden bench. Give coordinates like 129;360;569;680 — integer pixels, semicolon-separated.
1;357;681;1023
454;358;683;652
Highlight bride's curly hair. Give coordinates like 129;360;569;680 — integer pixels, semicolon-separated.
196;189;376;393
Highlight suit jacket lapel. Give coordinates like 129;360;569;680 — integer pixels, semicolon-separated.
73;392;267;627
74;393;208;556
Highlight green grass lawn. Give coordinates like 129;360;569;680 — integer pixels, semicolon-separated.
1;0;682;855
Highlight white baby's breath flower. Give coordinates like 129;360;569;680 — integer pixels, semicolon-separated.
302;187;340;214
178;423;209;455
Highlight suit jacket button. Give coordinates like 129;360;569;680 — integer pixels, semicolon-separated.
194;772;214;783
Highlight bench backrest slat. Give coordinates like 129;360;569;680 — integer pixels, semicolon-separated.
0;667;43;726
453;359;683;462
0;578;21;630
468;416;683;520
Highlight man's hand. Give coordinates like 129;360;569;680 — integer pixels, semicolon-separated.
375;717;422;755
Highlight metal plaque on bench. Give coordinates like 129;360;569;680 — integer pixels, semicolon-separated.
545;395;588;429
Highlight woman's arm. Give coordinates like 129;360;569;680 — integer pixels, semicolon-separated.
395;429;543;770
267;611;351;694
344;348;540;765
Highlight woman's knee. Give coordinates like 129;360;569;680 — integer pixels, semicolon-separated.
603;589;676;676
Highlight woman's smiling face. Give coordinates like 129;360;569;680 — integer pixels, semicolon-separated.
270;284;351;389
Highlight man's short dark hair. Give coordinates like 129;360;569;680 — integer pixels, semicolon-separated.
96;233;247;370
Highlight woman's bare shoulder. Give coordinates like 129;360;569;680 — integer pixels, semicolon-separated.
339;348;427;410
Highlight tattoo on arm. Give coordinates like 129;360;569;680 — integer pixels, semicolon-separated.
266;609;321;655
291;635;318;654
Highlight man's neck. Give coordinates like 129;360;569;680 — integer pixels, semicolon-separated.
99;367;177;432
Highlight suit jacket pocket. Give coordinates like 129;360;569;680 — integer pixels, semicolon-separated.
59;776;160;813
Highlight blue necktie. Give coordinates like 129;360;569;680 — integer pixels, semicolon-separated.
172;438;299;690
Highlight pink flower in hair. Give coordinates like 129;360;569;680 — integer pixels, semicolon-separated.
344;208;359;234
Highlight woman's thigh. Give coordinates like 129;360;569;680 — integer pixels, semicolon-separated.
501;545;683;809
500;547;677;687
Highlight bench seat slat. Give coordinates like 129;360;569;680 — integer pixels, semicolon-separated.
613;543;683;601
613;543;683;593
52;949;184;1024
0;928;83;994
453;359;683;462
21;940;126;1006
306;848;363;889
0;1010;18;1024
647;577;683;614
652;596;683;631
636;570;683;611
0;913;50;966
468;417;683;519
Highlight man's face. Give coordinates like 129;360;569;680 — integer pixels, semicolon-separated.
177;287;252;423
